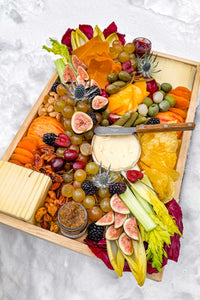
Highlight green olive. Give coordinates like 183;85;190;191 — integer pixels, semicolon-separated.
118;71;131;82
106;84;120;95
161;83;172;93
101;119;110;126
107;73;119;83
113;81;127;88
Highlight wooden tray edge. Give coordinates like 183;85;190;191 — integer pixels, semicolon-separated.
0;56;200;283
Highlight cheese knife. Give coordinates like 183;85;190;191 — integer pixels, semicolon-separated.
94;122;195;136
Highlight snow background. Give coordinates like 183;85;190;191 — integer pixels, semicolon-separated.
0;0;200;299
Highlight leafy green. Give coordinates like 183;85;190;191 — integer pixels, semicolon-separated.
123;173;182;273
43;38;70;64
54;58;66;83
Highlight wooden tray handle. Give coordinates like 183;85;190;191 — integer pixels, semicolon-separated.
136;122;195;133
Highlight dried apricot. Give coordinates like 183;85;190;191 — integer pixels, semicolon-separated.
14;147;34;159
10;154;34;164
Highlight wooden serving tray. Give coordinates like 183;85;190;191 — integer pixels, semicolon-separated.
1;51;200;282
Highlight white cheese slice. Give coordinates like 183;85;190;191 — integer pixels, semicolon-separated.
0;161;52;224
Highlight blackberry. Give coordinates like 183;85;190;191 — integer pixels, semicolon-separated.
109;181;127;195
81;180;97;195
87;222;104;242
88;112;98;125
146;118;160;125
87;85;101;100
74;84;86;99
51;82;60;93
42;133;57;147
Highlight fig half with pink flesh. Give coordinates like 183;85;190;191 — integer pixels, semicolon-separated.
96;211;114;226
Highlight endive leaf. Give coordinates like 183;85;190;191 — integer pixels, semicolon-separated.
106;239;123;277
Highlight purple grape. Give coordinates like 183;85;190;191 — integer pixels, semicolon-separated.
64;149;78;162
72;161;85;171
51;157;65;172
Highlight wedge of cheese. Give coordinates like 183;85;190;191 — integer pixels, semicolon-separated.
0;160;52;224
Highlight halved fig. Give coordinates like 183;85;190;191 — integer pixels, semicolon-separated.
114;212;127;229
92;96;108;112
77;66;89;81
96;211;114;226
105;225;123;240
110;194;130;214
71;112;93;134
63;64;76;83
123;217;139;240
119;232;133;256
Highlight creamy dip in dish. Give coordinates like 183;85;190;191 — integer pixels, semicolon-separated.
92;134;141;171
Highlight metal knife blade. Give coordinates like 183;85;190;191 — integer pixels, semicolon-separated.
94;126;136;136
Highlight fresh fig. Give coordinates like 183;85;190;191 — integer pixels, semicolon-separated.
105;225;123;240
110;194;130;214
92;96;109;112
96;211;114;226
72;54;87;71
77;66;89;81
123;217;139;240
114;212;127;229
119;232;133;256
71;112;93;134
63;64;76;83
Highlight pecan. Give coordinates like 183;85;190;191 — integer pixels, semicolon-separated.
40;145;55;153
43;213;52;222
51;182;61;191
34;154;44;169
50;223;59;233
50;173;64;183
40;221;50;230
58;195;66;207
41;152;56;162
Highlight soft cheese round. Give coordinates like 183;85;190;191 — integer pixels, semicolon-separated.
92;134;141;171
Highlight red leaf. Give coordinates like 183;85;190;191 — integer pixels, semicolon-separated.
79;24;94;40
103;22;117;38
61;28;75;47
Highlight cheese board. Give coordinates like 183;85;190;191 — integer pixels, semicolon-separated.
0;23;200;285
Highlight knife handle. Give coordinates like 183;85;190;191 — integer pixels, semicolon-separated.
136;122;195;133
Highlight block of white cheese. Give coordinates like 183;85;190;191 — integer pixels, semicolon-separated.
153;56;196;90
0;160;52;224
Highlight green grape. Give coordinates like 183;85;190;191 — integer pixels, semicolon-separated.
71;134;83;145
63;118;72;130
76;102;88;113
65;98;76;106
74;169;87;182
98;187;110;198
54;99;66;112
84;130;94;141
62;105;74;118
57;84;66;96
72;188;85;202
124;43;135;54
118;51;130;63
95;113;102;124
61;184;74;197
80;143;92;156
88;206;103;221
85;162;99;175
63;171;74;183
83;196;96;209
56;147;68;158
65;130;73;138
100;197;111;212
69;144;79;153
73;180;82;189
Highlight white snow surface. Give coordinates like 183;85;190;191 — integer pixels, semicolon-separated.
0;0;200;299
